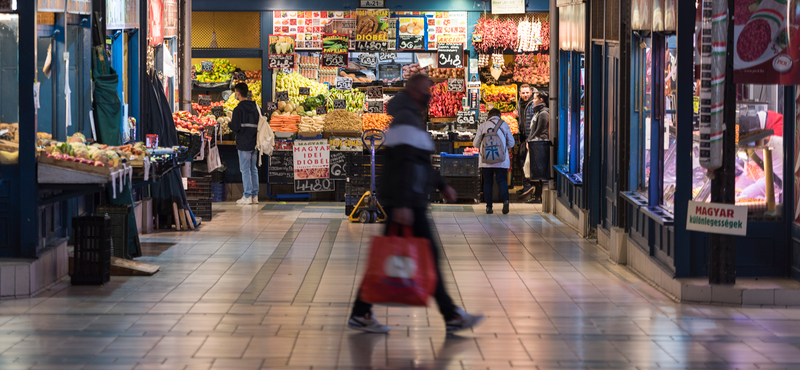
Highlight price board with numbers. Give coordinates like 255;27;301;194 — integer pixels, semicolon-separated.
197;95;212;106
294;178;335;192
396;16;427;51
299;87;310;95
233;71;247;81
316;106;328;115
478;112;489;123
268;151;294;184
321;53;347;68
329;151;348;179
398;36;425;50
366;86;383;99
437;42;464;69
358;54;378;68
332;99;347;110
268;53;295;69
379;52;397;60
266;102;279;111
447;78;464;92
276;91;290;102
201;61;214;72
359;0;385;7
355;40;387;52
211;106;224;118
367;100;384;113
335;77;353;91
456;110;476;125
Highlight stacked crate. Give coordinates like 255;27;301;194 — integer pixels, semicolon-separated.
186;176;213;221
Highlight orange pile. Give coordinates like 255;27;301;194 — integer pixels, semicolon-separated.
362;113;392;131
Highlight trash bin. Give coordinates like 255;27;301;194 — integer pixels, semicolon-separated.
529;140;552;180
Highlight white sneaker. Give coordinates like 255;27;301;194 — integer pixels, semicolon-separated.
445;307;485;334
348;312;390;333
236;196;251;205
250;196;259;204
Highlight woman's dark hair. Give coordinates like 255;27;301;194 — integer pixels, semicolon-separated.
535;91;549;107
487;108;502;118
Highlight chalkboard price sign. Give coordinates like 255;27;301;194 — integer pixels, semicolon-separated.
333;99;347;110
456;110;475;125
437;43;464;69
398;35;425;50
268;54;295;69
358;54;379;68
478;112;489;123
266;101;279;111
299;87;310;95
335;77;353;91
201;61;214;72
233;71;247;81
322;53;347;67
447;78;464;92
355;41;387;52
379;52;397;61
197;95;212;106
276;91;290;102
211;106;224;118
367;100;384;113
295;178;335;192
367;86;383;99
329;151;348;179
268;151;294;184
316;106;328;115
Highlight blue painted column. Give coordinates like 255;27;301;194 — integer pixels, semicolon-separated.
262;11;271;102
19;0;39;258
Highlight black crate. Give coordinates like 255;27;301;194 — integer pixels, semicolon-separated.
95;204;131;260
434;140;454;155
440;154;479;177
72;216;112;285
186;176;212;199
188;197;212;221
443;176;480;201
334;181;346;202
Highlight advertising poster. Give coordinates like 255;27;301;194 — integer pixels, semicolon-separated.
294;140;330;180
734;0;800;84
106;0;139;29
148;0;164;46
268;35;296;69
355;8;389;51
491;0;525;14
396;16;427;50
322;34;349;67
274;11;355;50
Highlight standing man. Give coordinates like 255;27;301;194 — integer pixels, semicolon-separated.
525;91;550;203
474;109;515;214
348;74;485;334
228;82;261;205
515;84;537;196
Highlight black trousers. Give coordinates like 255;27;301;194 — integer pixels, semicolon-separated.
351;207;457;321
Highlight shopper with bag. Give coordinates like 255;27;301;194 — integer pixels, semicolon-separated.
228;83;261;205
475;108;515;214
349;74;485;334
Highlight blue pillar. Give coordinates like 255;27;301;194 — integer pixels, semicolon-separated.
19;0;39;258
674;0;695;277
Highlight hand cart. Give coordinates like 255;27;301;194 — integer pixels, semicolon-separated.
348;129;387;223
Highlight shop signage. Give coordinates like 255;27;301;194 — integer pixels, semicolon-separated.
276;11;355;50
359;0;385;7
148;0;164;46
268;151;294;183
294;139;330;180
447;78;464;92
438;42;464;69
358;54;379;68
333;99;347;110
276;91;290;101
299;87;310;95
330;151;348;179
686;201;748;236
197;95;212;106
380;52;397;60
492;0;525;14
355;8;389;51
329;137;362;151
269;35;296;69
335;77;353;90
367;86;383;99
107;0;139;29
397;16;427;50
295;178;335;192
322;34;349;67
457;110;475;125
733;0;800;84
367;100;384;113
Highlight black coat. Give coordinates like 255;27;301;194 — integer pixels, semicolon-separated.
229;100;260;151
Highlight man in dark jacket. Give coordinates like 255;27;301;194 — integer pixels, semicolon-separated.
228;83;261;205
516;84;537;196
525;91;550;203
348;74;484;335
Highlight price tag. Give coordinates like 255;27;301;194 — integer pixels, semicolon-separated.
366;86;383;99
472;34;483;43
333;99;347;110
359;0;385;7
316;106;328;115
321;53;347;67
447;78;464;92
335;77;353;90
437;43;464;69
294;178;335;192
398;35;425;50
197;95;212;106
379;52;397;60
478;112;489;123
201;61;214;72
367;100;384;113
266;102;278;111
358;54;379;68
211;106;224;118
299;87;310;95
276;91;290;101
282;68;294;74
233;71;247;81
268;54;295;69
355;41;387;52
457;110;475;125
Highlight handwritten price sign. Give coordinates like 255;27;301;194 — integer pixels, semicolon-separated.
437;43;464;69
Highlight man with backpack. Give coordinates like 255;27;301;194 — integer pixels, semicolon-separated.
474;108;515;214
228;83;261;205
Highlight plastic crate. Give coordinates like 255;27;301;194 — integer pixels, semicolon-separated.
334;181;346;202
440;153;480;177
188;197;212;221
211;182;226;202
96;204;131;260
186;176;212;199
210;170;226;183
71;216;112;285
434;140;454;155
443;176;480;200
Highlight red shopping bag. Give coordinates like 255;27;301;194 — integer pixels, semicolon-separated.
359;225;438;306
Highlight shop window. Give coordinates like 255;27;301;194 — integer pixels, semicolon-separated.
662;36;677;210
0;14;18;127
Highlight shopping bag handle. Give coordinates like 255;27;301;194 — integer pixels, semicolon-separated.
388;223;414;237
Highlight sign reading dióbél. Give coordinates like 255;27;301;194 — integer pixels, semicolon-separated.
686;201;748;236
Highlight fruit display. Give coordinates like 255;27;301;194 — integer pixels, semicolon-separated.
193;59;236;83
501;113;519;134
223;80;262;110
324;109;362;131
325;88;366;113
482;84;517;112
192;101;223;116
40;133;149;169
233;70;262;84
276;71;328;106
513;54;550;86
362;113;392;131
429;82;465;118
402;63;428;79
299;116;326;133
173;111;217;133
429;68;464;79
269;115;300;133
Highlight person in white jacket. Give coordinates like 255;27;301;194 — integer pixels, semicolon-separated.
474;109;515;214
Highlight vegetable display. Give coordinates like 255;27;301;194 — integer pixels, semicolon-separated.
276;71;328;106
362;113;392;131
325;88;366;113
324;109;363;131
513;53;550;86
269;115;300;133
482;84;517;113
192;101;223;116
194;59;236;83
429;82;465;117
299;116;326;132
501;113;519;134
402;63;429;80
301;94;328;116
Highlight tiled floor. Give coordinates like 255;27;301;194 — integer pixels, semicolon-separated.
5;202;800;369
